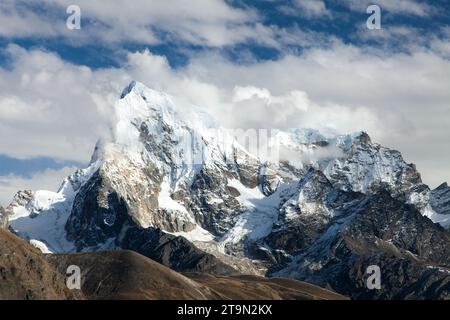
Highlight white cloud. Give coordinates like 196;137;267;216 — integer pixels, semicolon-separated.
0;0;276;47
0;44;125;163
0;166;77;206
0;1;59;38
431;38;450;59
356;26;420;42
340;0;436;17
289;0;331;18
229;86;376;135
0;0;340;50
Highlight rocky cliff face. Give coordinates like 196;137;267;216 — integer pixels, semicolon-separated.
6;81;450;299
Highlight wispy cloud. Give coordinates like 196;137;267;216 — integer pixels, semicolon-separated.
339;0;437;17
0;44;120;163
280;0;331;19
0;0;271;47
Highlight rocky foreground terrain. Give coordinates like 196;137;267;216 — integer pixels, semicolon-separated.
3;81;450;299
0;228;344;300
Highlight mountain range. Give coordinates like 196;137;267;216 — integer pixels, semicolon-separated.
2;81;450;299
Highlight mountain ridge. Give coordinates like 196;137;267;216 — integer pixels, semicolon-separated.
4;81;450;299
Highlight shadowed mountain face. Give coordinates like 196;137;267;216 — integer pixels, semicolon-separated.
0;228;345;300
119;227;237;275
272;189;450;299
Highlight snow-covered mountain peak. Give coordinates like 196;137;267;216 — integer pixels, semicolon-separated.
111;81;221;161
276;128;370;151
118;81;217;130
120;80;145;98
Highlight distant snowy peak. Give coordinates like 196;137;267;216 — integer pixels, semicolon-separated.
321;132;423;194
276;128;420;192
431;182;450;208
276;128;368;149
4;162;100;253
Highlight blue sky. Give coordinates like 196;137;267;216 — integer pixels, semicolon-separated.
0;0;449;204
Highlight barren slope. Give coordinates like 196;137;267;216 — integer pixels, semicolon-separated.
0;229;83;300
47;250;346;300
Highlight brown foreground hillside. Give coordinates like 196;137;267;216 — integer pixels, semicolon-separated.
0;229;346;300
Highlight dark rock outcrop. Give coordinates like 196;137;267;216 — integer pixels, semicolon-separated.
120;226;237;275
